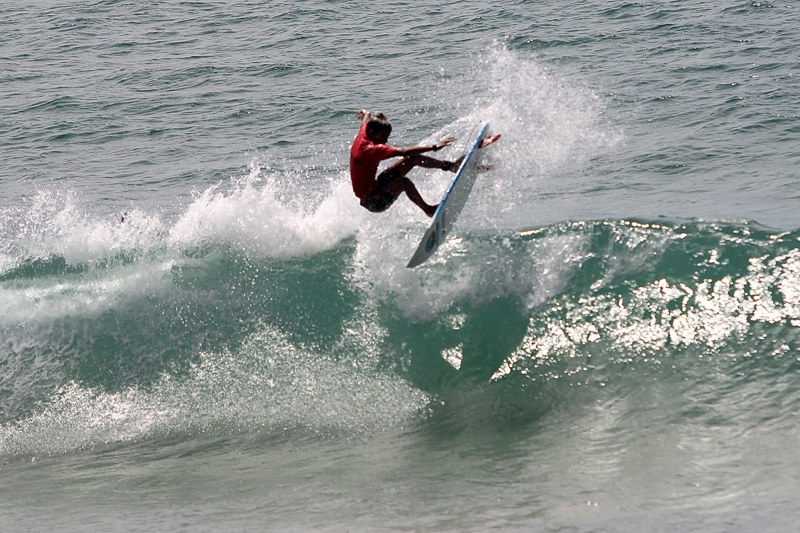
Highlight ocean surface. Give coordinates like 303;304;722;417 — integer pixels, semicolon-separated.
2;1;800;531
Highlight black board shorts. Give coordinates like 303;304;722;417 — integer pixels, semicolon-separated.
360;168;402;213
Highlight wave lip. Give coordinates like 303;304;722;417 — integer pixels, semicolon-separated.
488;221;800;382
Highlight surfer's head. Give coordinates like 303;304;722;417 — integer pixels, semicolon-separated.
366;112;392;143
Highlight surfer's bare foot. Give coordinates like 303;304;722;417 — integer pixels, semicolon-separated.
478;134;501;148
425;204;439;217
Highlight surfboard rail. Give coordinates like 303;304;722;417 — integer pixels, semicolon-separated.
406;122;489;268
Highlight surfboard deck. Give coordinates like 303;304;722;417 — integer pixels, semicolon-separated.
406;123;490;268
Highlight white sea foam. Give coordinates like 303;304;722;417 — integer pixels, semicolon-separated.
352;216;591;321
168;162;363;260
0;190;166;269
423;46;623;231
1;161;362;274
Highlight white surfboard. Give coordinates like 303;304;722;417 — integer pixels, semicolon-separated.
407;123;490;268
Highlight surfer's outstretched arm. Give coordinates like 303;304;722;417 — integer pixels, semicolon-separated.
392;136;456;158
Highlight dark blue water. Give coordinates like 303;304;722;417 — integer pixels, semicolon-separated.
2;2;800;531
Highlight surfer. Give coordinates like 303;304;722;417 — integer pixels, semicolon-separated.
350;110;460;217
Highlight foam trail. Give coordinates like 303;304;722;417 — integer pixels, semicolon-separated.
0;190;166;269
1;162;363;274
169;164;363;259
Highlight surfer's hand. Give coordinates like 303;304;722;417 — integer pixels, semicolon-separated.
436;136;456;150
356;109;369;121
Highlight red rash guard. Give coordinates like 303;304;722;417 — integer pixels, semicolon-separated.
349;122;398;198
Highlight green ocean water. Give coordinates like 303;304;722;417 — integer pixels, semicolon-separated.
2;1;800;531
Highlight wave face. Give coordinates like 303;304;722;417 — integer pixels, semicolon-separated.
3;193;800;461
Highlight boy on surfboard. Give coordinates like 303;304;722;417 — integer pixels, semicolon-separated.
350;110;499;217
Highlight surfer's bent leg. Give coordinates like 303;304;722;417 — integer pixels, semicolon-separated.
386;177;438;218
361;168;437;217
373;156;457;218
